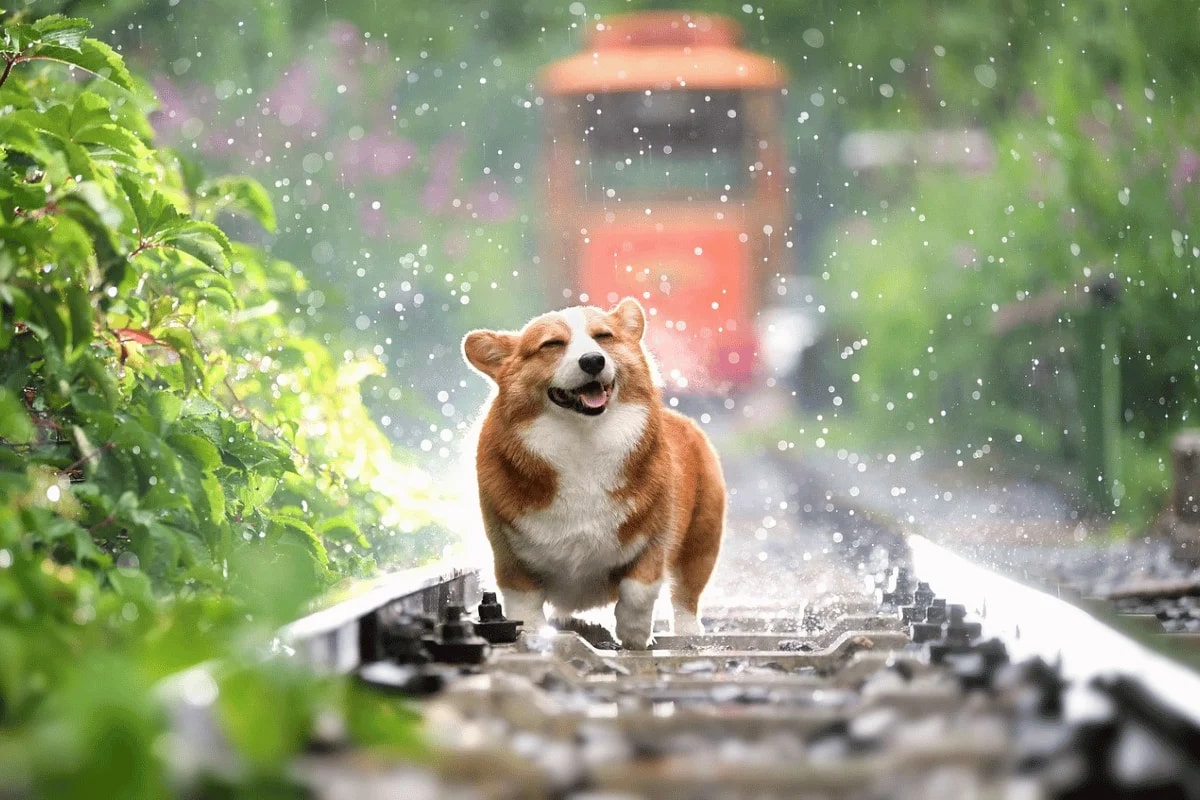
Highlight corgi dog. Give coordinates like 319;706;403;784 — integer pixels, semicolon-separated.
462;298;726;649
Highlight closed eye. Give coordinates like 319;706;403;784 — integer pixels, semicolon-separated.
539;339;566;350
593;331;614;341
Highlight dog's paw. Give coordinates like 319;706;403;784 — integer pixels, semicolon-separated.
614;608;654;649
499;589;547;630
614;578;660;651
673;611;704;636
617;627;655;650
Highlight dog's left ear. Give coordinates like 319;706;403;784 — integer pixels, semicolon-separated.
463;330;517;381
609;297;646;340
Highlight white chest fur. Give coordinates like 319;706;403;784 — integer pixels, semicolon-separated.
511;401;649;611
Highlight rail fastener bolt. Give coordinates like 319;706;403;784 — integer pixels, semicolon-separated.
425;605;492;665
900;581;936;623
909;598;949;643
473;591;523;644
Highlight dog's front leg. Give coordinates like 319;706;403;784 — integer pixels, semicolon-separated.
614;548;664;650
500;587;547;631
486;517;548;630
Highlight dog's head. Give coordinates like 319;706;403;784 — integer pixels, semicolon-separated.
463;298;655;417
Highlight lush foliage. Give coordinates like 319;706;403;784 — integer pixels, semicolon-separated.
799;2;1200;517
1;0;1195;793
48;0;583;442
0;12;434;796
58;0;1200;519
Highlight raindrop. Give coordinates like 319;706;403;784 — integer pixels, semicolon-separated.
974;64;997;88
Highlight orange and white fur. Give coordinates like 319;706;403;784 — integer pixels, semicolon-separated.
462;298;726;649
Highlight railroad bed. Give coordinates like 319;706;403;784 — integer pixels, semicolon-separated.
164;540;1200;800
160;426;1200;798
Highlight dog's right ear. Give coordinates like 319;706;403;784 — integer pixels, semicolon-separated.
610;297;646;340
463;330;517;381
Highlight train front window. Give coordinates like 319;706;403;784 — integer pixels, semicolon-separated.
575;89;746;202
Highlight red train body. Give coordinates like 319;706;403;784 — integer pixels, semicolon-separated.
538;11;791;393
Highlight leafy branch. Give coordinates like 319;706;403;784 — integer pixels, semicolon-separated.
0;15;132;90
0;11;442;791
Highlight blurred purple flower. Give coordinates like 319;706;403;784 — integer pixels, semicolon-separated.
359;197;389;239
422;133;466;212
326;21;364;95
468;179;515;222
338;132;417;186
263;59;329;130
1171;147;1199;213
149;76;192;139
443;228;469;260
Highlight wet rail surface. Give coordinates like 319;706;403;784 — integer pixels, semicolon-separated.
163;428;1200;799
267;553;1200;800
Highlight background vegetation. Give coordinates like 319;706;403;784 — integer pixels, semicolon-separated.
43;0;1197;518
1;12;434;796
2;0;1198;795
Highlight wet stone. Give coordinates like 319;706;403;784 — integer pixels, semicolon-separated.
673;659;718;674
777;639;816;651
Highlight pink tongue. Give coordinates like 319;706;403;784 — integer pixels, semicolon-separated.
579;386;607;408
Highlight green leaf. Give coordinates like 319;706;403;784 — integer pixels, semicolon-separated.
158;220;233;271
57;182;128;291
153;326;204;394
216;663;319;770
45;213;95;271
316;514;370;549
168;432;222;472
118;174;180;240
65;180;126;229
41;514;106;563
0;388;35;444
198;473;226;527
267;512;328;567
223;433;293;477
236;473;278;513
344;681;426;756
77;354;120;408
66;91;111;133
31;16;92;51
71;425;102;479
74;37;135;90
23;286;68;354
24;39;134;92
3;107;68;141
148;390;183;428
75;123;148;164
107;568;153;603
0;115;41;154
65;282;93;357
196;176;277;232
2;24;41;52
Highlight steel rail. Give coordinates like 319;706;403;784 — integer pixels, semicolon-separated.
278;562;481;673
908;533;1200;727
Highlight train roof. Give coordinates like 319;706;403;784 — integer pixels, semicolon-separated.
539;11;787;95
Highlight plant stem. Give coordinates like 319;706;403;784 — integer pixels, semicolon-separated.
0;55;16;89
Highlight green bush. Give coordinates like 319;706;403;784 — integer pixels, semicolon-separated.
1;13;432;795
808;2;1200;519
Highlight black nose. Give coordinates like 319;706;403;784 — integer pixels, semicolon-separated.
578;351;606;376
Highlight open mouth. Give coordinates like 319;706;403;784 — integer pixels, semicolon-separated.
547;380;614;416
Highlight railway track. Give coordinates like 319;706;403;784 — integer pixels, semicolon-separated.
162;532;1200;800
157;423;1200;798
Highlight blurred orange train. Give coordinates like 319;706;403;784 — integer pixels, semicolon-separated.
538;10;791;393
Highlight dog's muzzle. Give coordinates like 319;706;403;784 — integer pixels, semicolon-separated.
548;379;614;416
